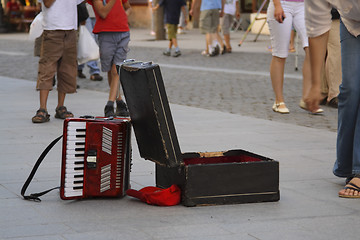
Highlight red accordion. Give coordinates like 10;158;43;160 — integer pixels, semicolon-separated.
60;117;132;200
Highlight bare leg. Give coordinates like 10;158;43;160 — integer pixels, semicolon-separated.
108;64;122;102
57;91;66;108
168;39;173;49
224;33;231;50
302;47;311;99
39;89;50;110
270;56;286;105
205;33;211;53
172;38;178;48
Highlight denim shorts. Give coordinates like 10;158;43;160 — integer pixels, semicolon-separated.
98;31;130;72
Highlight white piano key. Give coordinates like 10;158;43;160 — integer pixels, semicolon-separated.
65;169;84;174
65;177;84;183
67;121;87;128
67;141;85;149
66;149;85;155
65;164;84;170
64;188;83;197
66;155;84;160
64;182;84;188
67;135;86;141
65;175;83;181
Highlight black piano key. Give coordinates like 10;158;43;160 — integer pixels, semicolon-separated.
73;186;83;190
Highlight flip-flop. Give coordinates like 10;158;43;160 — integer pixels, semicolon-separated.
339;179;360;198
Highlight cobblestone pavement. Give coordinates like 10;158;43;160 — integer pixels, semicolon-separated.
0;32;338;132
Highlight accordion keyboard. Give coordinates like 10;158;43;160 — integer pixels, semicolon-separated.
63;121;87;198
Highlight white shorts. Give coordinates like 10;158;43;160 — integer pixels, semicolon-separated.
267;0;308;58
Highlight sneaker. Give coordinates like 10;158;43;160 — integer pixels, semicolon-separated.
104;105;115;118
173;50;181;57
163;50;171;56
116;100;130;117
78;70;86;78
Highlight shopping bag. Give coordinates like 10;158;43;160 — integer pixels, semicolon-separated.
77;25;100;65
29;12;43;41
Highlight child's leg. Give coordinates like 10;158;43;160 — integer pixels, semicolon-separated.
172;38;178;49
108;64;121;102
168;40;173;49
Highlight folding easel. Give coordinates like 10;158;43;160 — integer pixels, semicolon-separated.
238;0;268;46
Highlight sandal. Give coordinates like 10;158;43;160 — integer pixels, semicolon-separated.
32;108;50;123
339;177;360;198
55;106;74;119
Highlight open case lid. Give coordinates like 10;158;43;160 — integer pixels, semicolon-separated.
118;61;182;167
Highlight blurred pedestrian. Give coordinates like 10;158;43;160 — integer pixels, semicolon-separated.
190;0;225;57
148;0;155;35
88;0;131;117
220;0;240;53
319;8;341;109
4;0;24;31
77;3;103;81
32;0;81;123
304;0;360;198
153;0;187;57
178;0;189;34
267;0;323;114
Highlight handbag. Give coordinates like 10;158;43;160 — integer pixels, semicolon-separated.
77;25;100;65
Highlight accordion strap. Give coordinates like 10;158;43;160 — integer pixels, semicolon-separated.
21;135;63;202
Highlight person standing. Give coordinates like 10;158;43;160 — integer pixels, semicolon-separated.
32;0;82;123
77;3;103;81
88;0;131;118
153;0;187;57
319;8;341;108
267;0;323;114
190;0;225;57
220;0;240;53
304;0;360;198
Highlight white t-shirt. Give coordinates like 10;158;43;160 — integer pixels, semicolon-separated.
224;0;238;15
305;0;360;38
39;0;83;30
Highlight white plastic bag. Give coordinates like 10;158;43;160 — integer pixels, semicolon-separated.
77;25;100;65
29;12;44;40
